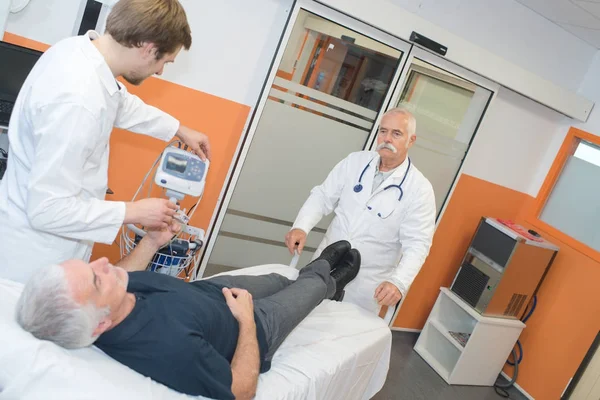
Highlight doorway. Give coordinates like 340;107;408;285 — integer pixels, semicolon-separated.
197;1;498;279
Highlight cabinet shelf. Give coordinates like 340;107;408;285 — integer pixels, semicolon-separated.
414;288;525;386
430;319;467;352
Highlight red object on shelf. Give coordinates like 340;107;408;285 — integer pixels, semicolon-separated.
497;219;543;242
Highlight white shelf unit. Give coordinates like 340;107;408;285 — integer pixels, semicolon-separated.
414;287;525;386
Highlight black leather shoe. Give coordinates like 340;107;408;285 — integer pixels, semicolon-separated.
316;240;351;270
331;249;361;301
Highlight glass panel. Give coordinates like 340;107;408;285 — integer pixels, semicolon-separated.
394;59;492;215
540;140;600;251
202;9;404;277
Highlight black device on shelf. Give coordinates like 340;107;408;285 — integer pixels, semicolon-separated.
0;41;43;126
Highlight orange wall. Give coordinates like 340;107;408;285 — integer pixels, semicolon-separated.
2;32;251;263
394;174;533;329
395;173;600;399
92;78;249;262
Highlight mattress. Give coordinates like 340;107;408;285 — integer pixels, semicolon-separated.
0;264;391;400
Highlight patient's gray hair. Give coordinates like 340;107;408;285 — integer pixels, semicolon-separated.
384;107;417;139
15;264;109;349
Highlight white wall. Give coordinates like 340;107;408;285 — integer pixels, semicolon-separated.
387;0;596;93
576;52;600;133
461;88;569;197
5;0;84;45
467;47;600;200
0;0;10;37
4;0;293;107
524;50;600;199
375;0;599;198
5;0;596;108
160;0;293;106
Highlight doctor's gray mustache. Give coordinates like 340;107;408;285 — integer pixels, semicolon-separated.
376;143;397;153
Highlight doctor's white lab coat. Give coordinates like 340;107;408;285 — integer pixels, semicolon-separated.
0;31;178;283
292;151;436;314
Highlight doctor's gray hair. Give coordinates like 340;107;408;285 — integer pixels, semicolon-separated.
16;264;109;349
383;107;417;139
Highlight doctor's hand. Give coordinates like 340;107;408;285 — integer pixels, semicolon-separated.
285;229;307;254
375;281;403;307
125;198;177;230
223;288;255;326
176;125;212;161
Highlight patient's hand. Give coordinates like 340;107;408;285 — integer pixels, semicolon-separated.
145;222;181;248
374;281;402;307
223;288;255;326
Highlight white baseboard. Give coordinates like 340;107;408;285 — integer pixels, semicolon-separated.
390;327;422;333
500;372;535;400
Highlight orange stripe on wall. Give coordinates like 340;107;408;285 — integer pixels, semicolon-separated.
2;32;50;52
2;32;250;264
394;172;600;400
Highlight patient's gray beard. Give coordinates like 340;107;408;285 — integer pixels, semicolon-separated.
376;142;397;153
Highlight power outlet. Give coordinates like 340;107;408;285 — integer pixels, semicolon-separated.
183;225;205;242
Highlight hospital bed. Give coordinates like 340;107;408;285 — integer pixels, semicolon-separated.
0;264;392;400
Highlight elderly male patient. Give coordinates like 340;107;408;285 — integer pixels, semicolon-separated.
15;226;360;400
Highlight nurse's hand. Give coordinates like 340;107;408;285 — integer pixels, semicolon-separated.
176;125;212;161
125;198;177;230
375;281;402;307
285;228;307;254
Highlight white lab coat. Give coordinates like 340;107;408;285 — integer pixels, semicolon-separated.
293;151;436;314
0;31;179;283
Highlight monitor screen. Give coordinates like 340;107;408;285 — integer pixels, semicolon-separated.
166;154;188;174
0;42;43;102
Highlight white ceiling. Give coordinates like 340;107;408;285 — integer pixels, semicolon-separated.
516;0;600;48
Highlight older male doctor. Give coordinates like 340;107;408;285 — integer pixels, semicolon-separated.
0;0;210;283
285;108;436;314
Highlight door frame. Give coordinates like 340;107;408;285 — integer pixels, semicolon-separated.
195;0;413;279
373;46;500;229
371;47;500;325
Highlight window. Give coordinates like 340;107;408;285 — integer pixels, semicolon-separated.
531;128;600;259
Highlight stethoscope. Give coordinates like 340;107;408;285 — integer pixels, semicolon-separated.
354;157;411;218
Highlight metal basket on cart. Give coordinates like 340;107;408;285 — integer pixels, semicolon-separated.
120;224;202;280
118;141;208;280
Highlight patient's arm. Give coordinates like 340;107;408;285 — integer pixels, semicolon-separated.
116;223;180;272
116;236;160;272
223;288;260;400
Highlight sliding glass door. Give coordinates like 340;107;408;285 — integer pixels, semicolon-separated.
379;47;498;218
197;2;499;280
197;2;412;277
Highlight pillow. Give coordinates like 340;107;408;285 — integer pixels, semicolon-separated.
0;277;206;400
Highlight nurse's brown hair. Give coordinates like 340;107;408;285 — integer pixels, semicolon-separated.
105;0;192;59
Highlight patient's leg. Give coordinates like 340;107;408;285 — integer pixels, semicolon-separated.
253;260;335;363
201;273;294;299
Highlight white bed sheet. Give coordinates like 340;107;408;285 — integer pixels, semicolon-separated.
0;264;391;400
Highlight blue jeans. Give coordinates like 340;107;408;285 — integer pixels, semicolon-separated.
207;260;335;361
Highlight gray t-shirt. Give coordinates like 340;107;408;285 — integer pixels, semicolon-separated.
372;164;397;194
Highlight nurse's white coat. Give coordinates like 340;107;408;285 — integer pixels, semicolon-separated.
0;32;179;283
